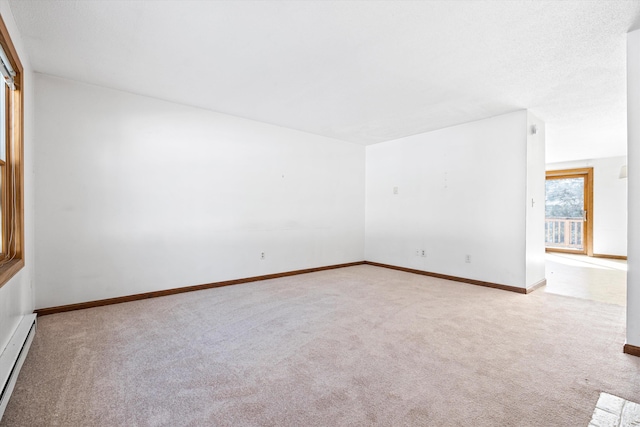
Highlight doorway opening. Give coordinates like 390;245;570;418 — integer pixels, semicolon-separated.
545;168;593;256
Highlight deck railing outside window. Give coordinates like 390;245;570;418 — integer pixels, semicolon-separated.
545;218;583;250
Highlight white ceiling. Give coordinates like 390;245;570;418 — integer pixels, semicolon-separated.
8;0;640;163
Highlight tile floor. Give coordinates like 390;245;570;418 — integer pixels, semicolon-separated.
589;393;640;427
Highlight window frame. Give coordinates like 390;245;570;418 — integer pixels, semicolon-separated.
545;167;594;257
0;14;24;288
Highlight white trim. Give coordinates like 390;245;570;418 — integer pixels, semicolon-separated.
0;314;36;421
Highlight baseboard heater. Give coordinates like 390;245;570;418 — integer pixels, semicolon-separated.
0;314;36;421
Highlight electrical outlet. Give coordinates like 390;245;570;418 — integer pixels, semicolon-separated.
415;249;420;257
465;254;471;263
421;250;426;258
261;252;265;260
393;186;398;195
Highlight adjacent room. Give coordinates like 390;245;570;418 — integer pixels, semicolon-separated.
0;1;639;425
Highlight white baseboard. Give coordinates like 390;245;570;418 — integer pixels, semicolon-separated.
0;314;36;421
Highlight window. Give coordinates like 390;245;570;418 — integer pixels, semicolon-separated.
0;15;24;288
545;168;594;256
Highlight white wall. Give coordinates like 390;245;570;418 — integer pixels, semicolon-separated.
546;156;627;257
627;29;640;348
0;2;35;351
34;74;365;309
365;110;545;289
526;112;546;287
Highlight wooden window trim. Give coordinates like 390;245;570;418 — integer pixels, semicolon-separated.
545;167;594;256
0;14;24;288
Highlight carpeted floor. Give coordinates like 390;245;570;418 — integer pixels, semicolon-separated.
2;265;639;426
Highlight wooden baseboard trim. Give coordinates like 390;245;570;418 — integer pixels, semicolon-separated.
34;260;551;316
364;261;529;294
35;261;366;316
546;250;627;261
624;344;640;357
526;278;547;294
545;248;587;255
593;254;627;260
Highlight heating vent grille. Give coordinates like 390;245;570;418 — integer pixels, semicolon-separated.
0;314;36;421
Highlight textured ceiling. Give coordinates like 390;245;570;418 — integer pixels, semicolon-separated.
8;0;640;162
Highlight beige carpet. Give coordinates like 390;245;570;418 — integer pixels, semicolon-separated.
2;265;639;426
